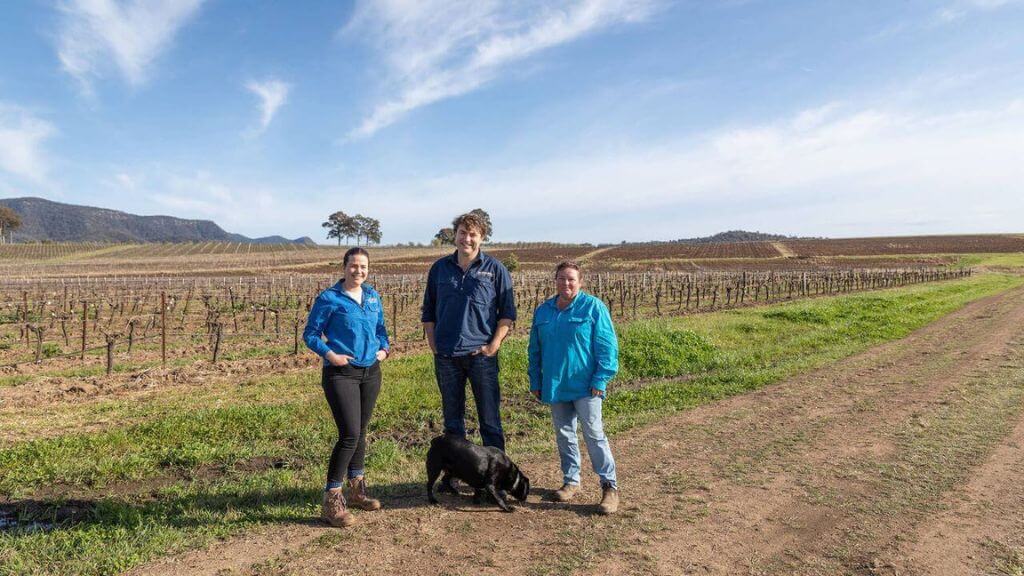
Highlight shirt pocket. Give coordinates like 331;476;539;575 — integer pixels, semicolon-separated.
533;319;552;344
437;276;460;301
470;278;495;305
337;307;364;329
566;317;593;345
364;298;382;320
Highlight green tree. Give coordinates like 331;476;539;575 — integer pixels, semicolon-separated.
0;206;21;244
469;208;492;240
355;215;382;245
433;227;455;246
340;214;361;244
322;211;352;246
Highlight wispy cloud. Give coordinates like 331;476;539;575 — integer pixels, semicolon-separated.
936;0;1021;22
343;0;660;139
0;104;57;184
245;79;291;135
56;0;206;92
336;98;1024;241
109;168;322;237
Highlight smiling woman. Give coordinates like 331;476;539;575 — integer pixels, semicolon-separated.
302;246;391;528
528;260;621;514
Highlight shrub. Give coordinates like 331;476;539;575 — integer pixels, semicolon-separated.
502;252;520;273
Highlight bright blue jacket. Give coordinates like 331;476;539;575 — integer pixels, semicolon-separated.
421;251;517;356
528;291;619;404
304;282;390;368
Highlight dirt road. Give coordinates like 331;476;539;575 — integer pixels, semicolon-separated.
133;286;1024;576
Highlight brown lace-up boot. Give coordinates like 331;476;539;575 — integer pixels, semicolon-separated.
550;483;579;503
346;477;381;511
321;488;356;527
599;483;619;515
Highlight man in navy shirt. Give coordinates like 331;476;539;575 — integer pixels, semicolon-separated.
422;211;517;452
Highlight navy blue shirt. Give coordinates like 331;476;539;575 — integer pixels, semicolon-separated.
421;251;517;356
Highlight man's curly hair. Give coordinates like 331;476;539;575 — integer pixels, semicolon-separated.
452;211;491;240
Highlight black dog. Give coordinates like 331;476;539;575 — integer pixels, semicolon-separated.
426;434;530;512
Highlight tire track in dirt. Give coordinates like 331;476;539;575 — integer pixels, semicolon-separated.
771;242;796;258
885;368;1024;575
595;286;1024;576
130;285;1024;576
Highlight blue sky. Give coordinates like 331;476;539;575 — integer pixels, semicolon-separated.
1;0;1022;244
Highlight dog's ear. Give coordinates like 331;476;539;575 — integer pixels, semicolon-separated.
511;471;530;501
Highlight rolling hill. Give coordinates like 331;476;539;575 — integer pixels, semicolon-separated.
0;197;314;245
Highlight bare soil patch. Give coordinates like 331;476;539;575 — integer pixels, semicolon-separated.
131;286;1024;576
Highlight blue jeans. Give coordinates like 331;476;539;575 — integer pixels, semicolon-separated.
551;395;617;489
434;354;505;451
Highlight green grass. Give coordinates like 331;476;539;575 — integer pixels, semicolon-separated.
0;273;1021;575
955;253;1024;269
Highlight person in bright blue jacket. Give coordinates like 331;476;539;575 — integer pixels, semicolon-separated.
528;261;620;514
304;247;390;528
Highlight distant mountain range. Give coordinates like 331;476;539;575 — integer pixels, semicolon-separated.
673;230;814;244
0;197;315;245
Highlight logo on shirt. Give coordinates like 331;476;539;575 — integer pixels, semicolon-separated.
366;297;379;305
475;271;494;280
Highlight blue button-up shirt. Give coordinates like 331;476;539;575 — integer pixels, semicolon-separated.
528;291;619;404
304;282;390;367
421;251;517;356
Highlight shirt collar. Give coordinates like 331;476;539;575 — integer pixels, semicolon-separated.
447;249;486;268
558;290;588;311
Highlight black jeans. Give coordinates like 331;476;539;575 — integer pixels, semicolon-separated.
434;354;505;451
322;362;382;483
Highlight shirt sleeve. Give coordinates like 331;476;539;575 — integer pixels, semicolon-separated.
496;263;517;322
303;293;333;358
590;301;619;392
527;311;543;392
421;263;438;323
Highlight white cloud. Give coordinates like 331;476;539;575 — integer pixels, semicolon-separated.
245;79;291;135
343;0;660;139
0;104;57;184
114;172;136;189
119;169;322;238
936;0;1021;22
56;0;206;91
333;98;1024;242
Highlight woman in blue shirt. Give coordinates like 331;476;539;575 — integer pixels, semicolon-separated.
303;247;390;527
528;261;620;515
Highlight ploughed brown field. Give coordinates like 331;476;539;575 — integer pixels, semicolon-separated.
1;233;1020;278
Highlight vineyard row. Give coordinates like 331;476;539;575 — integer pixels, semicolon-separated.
0;267;969;373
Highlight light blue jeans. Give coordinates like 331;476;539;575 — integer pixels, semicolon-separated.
551;395;617;489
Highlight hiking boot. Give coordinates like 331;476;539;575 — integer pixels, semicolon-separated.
321;488;356;527
346;477;381;511
550;483;579;503
599;484;619;515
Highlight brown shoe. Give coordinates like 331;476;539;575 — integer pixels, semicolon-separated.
346;477;381;511
599;484;619;515
321;488;356;527
550;483;579;503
